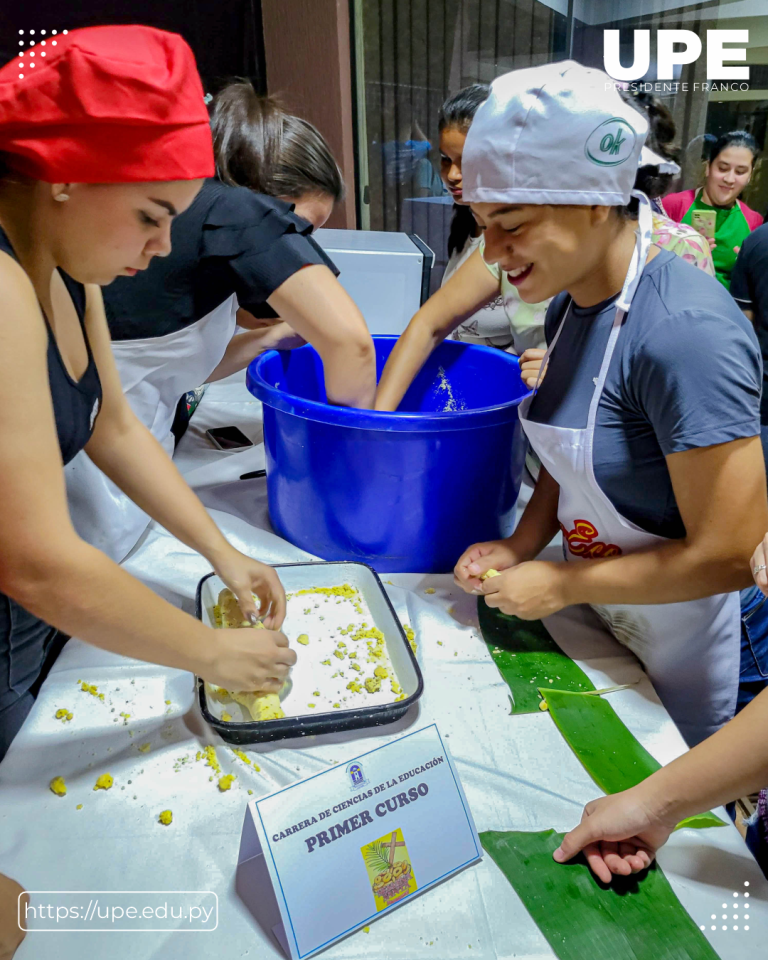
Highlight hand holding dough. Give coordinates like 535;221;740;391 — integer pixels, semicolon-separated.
210;589;287;721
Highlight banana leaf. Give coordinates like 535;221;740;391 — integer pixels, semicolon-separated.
541;688;725;830
480;829;721;960
477;602;724;830
478;600;595;713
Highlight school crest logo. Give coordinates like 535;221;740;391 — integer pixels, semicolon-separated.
585;118;637;167
346;761;367;789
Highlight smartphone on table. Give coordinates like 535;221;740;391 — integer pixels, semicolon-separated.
206;426;254;450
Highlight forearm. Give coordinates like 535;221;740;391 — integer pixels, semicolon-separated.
206;327;283;382
86;418;232;566
638;687;768;822
375;251;498;411
561;537;753;607
319;337;377;409
374;315;442;412
5;538;215;676
267;266;376;409
508;466;562;560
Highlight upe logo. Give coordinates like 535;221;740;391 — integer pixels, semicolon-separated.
346;761;367;789
604;30;749;82
585;119;636;168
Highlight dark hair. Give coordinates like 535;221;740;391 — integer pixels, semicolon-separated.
618;88;679;219
211;82;344;203
701;133;718;162
438;83;490;257
708;130;759;167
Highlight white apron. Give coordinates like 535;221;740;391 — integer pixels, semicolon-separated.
65;295;238;563
519;193;740;747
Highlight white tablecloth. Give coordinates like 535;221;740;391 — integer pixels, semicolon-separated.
1;372;765;959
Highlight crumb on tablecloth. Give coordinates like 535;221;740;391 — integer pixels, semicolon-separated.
158;810;173;825
55;708;73;722
49;776;67;797
218;774;236;792
197;745;221;776
93;773;113;791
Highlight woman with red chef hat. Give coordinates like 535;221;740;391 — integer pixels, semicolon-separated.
0;25;302;953
0;22;300;924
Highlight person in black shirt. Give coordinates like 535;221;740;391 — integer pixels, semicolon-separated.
66;85;376;563
731;223;768;476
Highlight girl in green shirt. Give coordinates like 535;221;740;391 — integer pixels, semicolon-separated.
662;131;762;290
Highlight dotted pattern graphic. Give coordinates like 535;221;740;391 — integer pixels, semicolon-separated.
699;882;751;933
16;29;67;79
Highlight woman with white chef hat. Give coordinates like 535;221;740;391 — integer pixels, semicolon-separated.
374;86;713;411
453;61;768;748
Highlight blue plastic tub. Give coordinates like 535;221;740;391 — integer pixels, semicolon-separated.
246;336;529;573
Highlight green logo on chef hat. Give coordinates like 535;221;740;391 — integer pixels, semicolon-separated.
585;118;637;167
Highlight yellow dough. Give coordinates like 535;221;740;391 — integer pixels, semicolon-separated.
158;810;173;825
49;776;67;797
209;685;285;722
211;588;286;722
216;588;265;629
480;569;500;581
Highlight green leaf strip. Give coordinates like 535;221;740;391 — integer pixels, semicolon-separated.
480;829;722;960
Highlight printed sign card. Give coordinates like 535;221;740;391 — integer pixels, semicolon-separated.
237;724;481;959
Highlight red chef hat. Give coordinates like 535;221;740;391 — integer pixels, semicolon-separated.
0;25;214;183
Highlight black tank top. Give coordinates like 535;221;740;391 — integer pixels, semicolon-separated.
0;224;102;462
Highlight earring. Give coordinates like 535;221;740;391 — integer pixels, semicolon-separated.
54;193;69;202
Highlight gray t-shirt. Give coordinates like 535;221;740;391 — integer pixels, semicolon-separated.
528;249;761;539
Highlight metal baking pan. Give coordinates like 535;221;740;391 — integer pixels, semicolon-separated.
195;561;423;744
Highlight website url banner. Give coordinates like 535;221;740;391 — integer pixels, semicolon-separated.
20;891;218;932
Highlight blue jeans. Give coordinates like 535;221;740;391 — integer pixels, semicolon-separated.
739;585;768;713
737;585;768;878
761;426;768;484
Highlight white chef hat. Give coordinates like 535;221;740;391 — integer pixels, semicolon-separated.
462;60;649;207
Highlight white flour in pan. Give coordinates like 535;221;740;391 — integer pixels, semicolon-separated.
207;585;405;723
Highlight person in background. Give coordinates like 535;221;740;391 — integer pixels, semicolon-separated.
169;85;351;436
553;533;768;881
207;85;347;382
438;83;548;353
731;222;768;479
661;131;762;290
383;111;446;199
65;81;376;564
